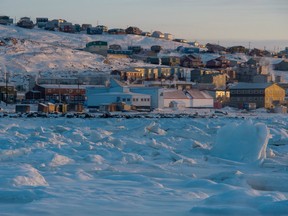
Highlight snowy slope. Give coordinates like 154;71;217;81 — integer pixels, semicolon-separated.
0;24;192;89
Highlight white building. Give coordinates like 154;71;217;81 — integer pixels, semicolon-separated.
164;89;214;108
164;33;173;40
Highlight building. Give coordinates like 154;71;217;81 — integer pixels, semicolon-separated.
36;18;48;28
141;32;152;37
151;31;165;39
96;25;108;33
226;46;247;54
0;83;17;103
128;46;143;54
206;56;230;69
229;83;285;109
17;17;34;29
125;26;142;35
147;56;181;67
59;22;74;33
180;47;200;54
85;41;108;56
0;16;13;25
206;43;226;53
109;44;122;50
33;84;90;104
151;45;162;53
173;38;188;43
274;60;288;71
164;33;173;40
87;27;103;35
191;69;226;89
86;79;163;110
163;89;213;108
81;24;92;31
180;55;204;68
252;74;272;83
199;73;227;89
108;28;126;34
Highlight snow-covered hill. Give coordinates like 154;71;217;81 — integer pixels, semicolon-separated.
0;24;193;89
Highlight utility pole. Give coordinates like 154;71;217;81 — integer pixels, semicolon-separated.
5;67;8;106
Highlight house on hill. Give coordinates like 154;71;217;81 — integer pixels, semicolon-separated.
0;83;17;104
226;46;247;54
151;31;165;39
229;83;285;109
181;55;204;68
96;25;108;33
125;26;142;35
274;60;288;71
206;43;226;53
108;28;126;34
59;22;74;33
87;27;103;35
164;33;173;40
85;41;108;56
0;16;13;25
36;18;48;28
17;17;34;29
206;56;230;69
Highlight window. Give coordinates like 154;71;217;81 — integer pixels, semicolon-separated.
141;98;143;101
147;98;150;101
127;98;130;102
122;98;126;102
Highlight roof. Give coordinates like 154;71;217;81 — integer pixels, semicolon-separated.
164;90;188;99
229;83;273;90
38;84;96;89
89;92;150;97
187;89;213;99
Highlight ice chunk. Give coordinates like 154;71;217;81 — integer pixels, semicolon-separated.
145;122;167;135
211;120;270;163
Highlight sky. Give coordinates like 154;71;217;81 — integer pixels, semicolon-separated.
1;0;287;50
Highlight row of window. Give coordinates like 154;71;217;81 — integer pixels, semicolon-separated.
47;89;82;94
231;97;264;102
121;98;150;102
231;89;264;94
45;95;84;100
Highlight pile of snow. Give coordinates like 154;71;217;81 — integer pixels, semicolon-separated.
211;120;270;163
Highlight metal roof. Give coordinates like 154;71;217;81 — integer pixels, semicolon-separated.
229;83;273;90
187;89;213;99
164;90;188;99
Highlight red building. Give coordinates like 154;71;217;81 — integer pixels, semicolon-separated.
32;84;89;104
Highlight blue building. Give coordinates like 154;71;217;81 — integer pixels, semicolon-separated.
86;79;164;110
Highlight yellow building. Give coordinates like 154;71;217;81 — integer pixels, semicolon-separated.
229;83;285;109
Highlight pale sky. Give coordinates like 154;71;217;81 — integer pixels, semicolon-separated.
1;0;287;49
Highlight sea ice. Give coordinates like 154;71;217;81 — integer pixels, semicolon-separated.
211;120;270;163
